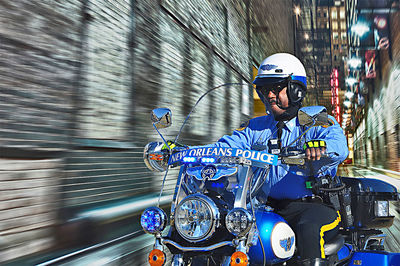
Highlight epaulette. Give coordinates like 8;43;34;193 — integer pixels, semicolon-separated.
236;120;250;131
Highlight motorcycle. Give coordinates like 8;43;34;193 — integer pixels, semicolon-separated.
140;84;400;265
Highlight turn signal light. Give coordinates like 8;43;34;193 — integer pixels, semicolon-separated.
148;249;166;266
230;251;249;266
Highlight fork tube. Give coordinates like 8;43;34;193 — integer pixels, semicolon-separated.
234;165;252;209
171;165;188;221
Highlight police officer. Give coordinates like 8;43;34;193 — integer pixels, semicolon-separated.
210;53;349;265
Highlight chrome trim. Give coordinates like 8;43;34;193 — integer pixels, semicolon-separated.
186;165;238;181
171;165;188;221
174;194;220;243
163;239;233;252
154;237;163;251
143;142;168;172
172;254;184;266
235;239;248;253
225;208;253;237
151;108;172;129
234;165;252;208
363;234;386;250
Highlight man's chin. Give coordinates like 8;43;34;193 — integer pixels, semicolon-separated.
270;104;285;117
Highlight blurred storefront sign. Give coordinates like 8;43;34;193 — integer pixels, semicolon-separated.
357;92;366;107
357;0;394;9
365;50;376;78
374;14;390;50
356;15;375;48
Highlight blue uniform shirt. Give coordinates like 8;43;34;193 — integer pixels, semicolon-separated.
209;114;349;201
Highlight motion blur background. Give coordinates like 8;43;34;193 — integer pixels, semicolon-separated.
0;0;399;264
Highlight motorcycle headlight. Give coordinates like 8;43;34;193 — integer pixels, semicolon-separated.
225;208;253;237
141;207;167;234
175;194;220;242
374;201;389;217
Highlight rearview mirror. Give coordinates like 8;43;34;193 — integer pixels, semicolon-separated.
151;108;172;129
298;106;330;127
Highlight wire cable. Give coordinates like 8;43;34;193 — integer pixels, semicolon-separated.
174;82;247;143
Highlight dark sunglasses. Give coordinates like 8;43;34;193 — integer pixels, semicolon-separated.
257;81;288;95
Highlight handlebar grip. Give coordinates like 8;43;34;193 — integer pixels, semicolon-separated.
281;152;329;165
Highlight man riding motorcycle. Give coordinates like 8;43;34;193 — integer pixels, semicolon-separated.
210;53;349;265
164;53;349;265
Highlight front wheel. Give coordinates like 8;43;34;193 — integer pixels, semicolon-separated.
183;255;230;266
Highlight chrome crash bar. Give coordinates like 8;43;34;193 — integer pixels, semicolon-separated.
163;239;234;252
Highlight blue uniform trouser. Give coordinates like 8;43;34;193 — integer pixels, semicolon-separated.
275;202;340;259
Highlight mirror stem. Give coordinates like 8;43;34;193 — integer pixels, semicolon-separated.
285;120;316;150
153;123;172;154
152;122;172;207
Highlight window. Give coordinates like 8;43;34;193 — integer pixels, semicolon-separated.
333;31;339;40
396;125;400;157
340;8;345;19
331;10;337;19
341;21;346;29
376;137;380;162
383;132;389;165
332;22;338;30
370;139;374;162
341;32;347;41
79;7;131;140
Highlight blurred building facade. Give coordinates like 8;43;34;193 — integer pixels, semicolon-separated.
344;0;400;171
0;0;294;262
293;0;349;114
294;0;400;169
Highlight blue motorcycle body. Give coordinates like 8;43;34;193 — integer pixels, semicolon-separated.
249;210;295;265
348;251;400;265
246;177;400;265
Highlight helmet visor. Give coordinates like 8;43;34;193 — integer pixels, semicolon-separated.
255;78;288;95
253;76;289;87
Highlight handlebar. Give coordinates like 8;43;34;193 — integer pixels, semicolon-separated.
281;153;329;166
145;144;331;172
167;147;278;168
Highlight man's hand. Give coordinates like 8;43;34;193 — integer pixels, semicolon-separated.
304;140;326;161
161;140;188;152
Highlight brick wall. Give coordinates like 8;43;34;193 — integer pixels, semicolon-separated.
250;0;294;63
0;159;62;262
0;0;294;262
0;1;81;261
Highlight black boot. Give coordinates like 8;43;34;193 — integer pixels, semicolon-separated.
298;258;328;266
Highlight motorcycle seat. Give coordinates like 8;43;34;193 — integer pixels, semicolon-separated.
324;234;345;256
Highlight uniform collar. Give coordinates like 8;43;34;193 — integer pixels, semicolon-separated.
277;117;297;132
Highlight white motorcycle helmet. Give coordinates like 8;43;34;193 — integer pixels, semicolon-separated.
253;53;307;104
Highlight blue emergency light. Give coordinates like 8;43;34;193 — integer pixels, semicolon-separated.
140;207;167;234
182;156;197;163
201;157;216;164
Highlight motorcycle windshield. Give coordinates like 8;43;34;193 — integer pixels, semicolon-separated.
169;147;276;242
